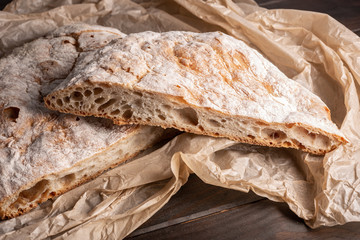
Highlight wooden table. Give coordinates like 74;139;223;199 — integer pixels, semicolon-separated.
125;1;360;239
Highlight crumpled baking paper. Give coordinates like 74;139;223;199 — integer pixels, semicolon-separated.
0;0;360;238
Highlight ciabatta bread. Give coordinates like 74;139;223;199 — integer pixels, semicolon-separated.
45;31;347;155
0;24;165;219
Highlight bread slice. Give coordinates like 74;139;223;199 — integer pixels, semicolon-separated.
0;24;165;219
45;31;347;155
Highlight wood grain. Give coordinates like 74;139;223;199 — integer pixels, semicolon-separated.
128;175;263;237
129;197;360;240
127;176;360;240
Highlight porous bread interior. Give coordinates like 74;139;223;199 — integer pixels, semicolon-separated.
47;83;339;155
0;125;162;219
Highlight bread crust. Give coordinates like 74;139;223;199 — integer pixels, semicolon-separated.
1;124;164;219
45;31;347;155
0;24;164;219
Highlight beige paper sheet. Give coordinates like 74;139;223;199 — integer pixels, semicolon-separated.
0;0;360;238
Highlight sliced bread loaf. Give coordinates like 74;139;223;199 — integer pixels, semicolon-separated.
0;24;164;219
45;31;347;155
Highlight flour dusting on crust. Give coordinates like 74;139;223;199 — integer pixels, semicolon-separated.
45;31;347;155
0;24;164;219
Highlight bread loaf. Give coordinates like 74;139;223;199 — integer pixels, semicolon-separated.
0;24;165;219
45;31;347;155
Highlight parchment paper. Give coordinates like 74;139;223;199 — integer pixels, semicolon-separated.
1;0;360;238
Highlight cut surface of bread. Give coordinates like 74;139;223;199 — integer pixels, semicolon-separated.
0;24;165;219
45;31;347;155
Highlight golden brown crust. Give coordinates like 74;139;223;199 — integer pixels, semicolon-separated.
0;24;165;219
45;31;347;155
0;138;154;220
117;118;341;155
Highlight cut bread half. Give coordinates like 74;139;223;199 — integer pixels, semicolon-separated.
45;31;347;155
0;24;165;219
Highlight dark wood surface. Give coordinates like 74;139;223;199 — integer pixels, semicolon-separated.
126;1;360;239
128;176;360;240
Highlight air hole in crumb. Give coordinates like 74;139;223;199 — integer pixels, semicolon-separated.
122;109;133;119
272;132;279;138
56;99;63;107
290;139;306;150
155;109;161;114
75;102;79;107
93;87;103;95
146;117;152;122
262;129;286;140
98;99;116;111
60;173;76;185
158;114;166;120
4;107;20;122
162;105;171;110
221;119;226;123
133;99;143;107
134;92;143;97
283;141;292;147
247;135;255;139
309;132;316;139
214;133;220;136
199;125;204;131
95;97;105;104
84;90;92;97
121;104;131;110
63;40;70;44
71;91;83;101
46;100;50;106
76;117;80;121
19;179;49;201
207;119;221;127
269;131;286;140
41;189;50;198
90;35;94;38
111;109;120;115
64;96;70;103
173;107;198;126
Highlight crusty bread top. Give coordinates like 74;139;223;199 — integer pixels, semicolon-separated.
46;31;347;146
0;24;133;203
